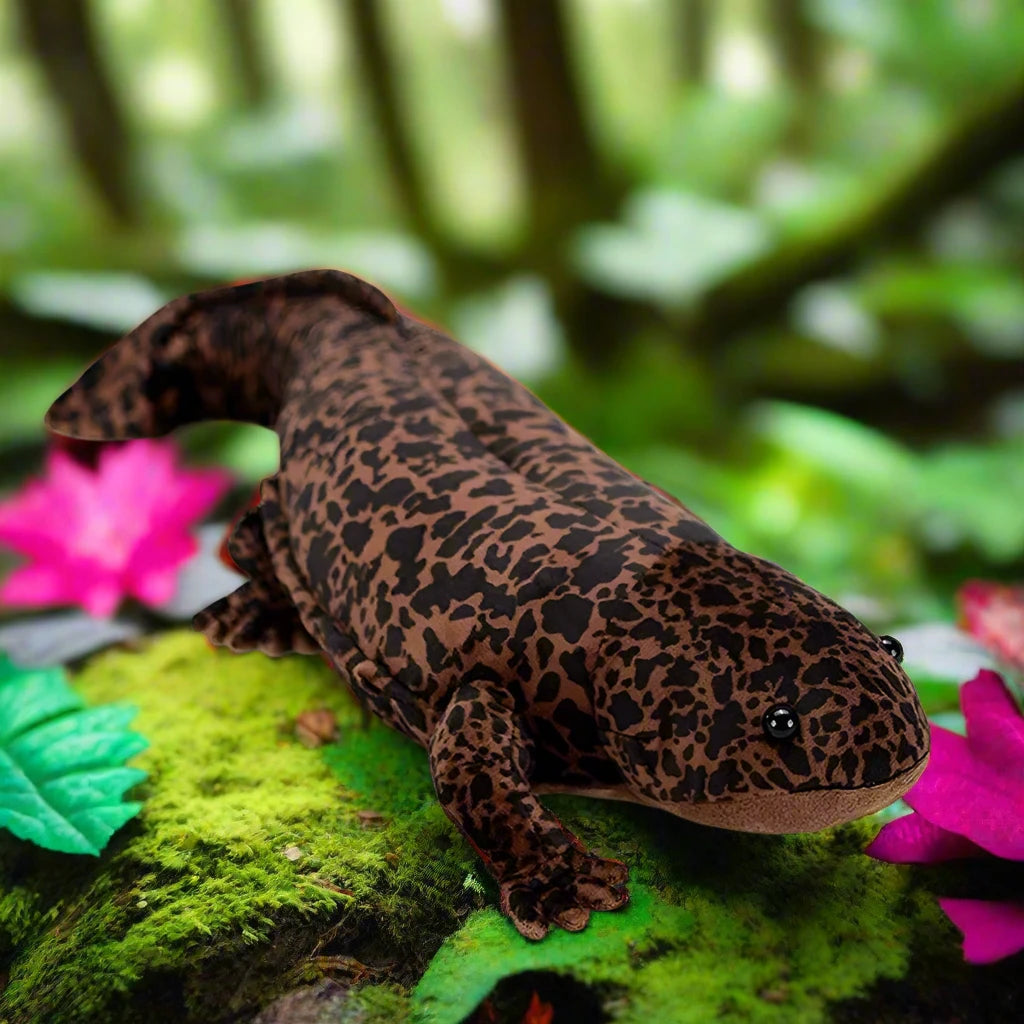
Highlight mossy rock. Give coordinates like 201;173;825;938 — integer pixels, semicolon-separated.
0;632;1018;1023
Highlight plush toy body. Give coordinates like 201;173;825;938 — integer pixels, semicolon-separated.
46;270;929;939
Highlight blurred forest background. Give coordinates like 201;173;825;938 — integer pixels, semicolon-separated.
0;0;1022;639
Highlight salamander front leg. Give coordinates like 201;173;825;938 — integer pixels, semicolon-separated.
428;681;629;940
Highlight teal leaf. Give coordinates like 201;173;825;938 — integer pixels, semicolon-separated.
0;656;148;855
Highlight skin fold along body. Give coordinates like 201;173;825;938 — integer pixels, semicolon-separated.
45;269;930;940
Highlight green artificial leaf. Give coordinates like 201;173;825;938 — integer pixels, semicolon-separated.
0;655;148;856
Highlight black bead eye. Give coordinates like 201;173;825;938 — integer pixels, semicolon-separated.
763;705;799;741
879;635;904;665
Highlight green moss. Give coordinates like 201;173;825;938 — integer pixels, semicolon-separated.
414;884;694;1022
0;632;467;1024
346;982;413;1023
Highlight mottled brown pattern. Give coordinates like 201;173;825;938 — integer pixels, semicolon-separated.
46;270;929;940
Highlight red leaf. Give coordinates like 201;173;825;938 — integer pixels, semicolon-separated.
523;991;554;1024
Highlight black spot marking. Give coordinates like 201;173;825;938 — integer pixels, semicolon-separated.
540;593;592;645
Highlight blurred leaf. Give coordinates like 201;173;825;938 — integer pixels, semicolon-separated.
911;676;964;716
0;656;147;855
9;272;167;333
573;190;771;308
858;262;1024;357
216;102;343;170
811;0;1024;99
750;401;917;504
180;423;280;482
648;91;790;196
926;199;1009;263
790;281;881;357
928;709;967;734
754;160;868;239
0;359;86;445
175;223;437;299
536;341;718;452
917;439;1024;560
450;276;566;382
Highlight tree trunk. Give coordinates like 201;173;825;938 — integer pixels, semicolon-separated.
495;0;616;255
678;0;711;87
14;0;137;224
342;0;439;246
222;0;272;108
767;0;824;152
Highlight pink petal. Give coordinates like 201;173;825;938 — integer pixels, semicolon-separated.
961;670;1024;777
0;440;230;617
866;812;987;864
158;468;232;528
937;898;1024;963
0;563;79;608
1;560;123;619
130;561;188;606
100;441;230;538
78;579;125;618
47;449;103;511
126;529;197;576
904;727;1024;860
0;480;73;558
98;440;175;513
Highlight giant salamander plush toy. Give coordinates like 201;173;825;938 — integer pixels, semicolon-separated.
45;270;929;939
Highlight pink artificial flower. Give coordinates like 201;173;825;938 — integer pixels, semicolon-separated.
958;580;1024;674
0;441;231;618
866;669;1024;963
938;899;1024;965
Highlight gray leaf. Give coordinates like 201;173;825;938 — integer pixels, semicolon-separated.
153;523;243;620
0;613;143;668
898;622;995;683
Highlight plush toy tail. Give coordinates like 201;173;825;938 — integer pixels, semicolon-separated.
44;269;397;441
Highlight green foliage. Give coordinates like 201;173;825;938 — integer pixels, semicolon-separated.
812;0;1024;100
0;359;88;447
0;655;146;856
646;92;792;197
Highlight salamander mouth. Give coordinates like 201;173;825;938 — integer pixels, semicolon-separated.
672;750;930;834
